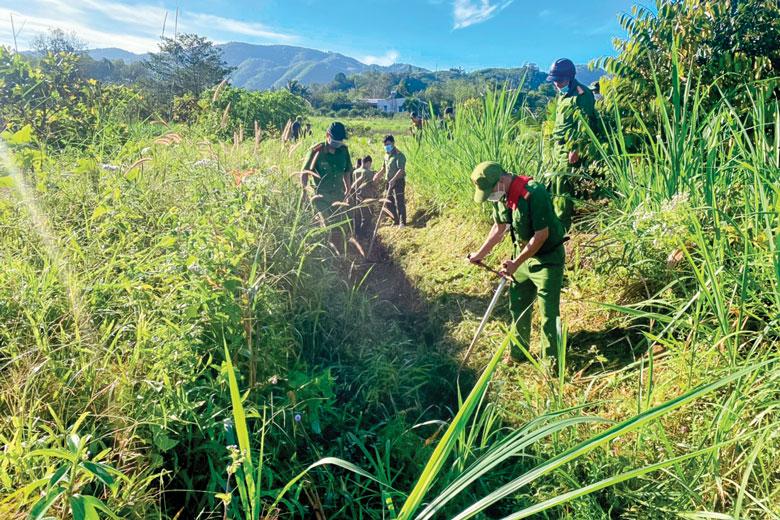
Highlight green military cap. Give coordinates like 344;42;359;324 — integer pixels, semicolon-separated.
328;121;347;141
471;161;505;203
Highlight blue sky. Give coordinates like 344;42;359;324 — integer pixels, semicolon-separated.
0;0;633;70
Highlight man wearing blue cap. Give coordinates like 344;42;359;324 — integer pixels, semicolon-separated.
547;58;597;232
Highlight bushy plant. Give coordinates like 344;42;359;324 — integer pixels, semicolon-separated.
202;85;309;138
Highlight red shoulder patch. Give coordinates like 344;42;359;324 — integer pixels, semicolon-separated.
311;143;324;153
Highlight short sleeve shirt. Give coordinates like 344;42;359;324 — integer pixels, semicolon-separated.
384;150;406;181
491;179;565;263
302;143;352;197
352;166;374;198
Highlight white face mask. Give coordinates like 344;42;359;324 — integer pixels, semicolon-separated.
487;189;505;202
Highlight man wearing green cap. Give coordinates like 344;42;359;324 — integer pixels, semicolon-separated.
468;161;566;363
301;121;353;223
547;58;597;232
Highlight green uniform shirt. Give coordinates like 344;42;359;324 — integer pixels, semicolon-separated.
492;179;566;263
302;142;352;198
353;166;374;198
551;78;597;162
383;149;406;181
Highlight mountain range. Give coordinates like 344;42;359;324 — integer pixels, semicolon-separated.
85;42;604;91
86;43;424;90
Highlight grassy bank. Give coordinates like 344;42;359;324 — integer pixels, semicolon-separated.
0;122;457;518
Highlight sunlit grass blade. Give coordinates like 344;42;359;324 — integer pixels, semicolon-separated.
396;334;511;519
449;359;773;519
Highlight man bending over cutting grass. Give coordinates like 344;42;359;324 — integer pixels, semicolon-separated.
300;121;353;226
467;162;567;365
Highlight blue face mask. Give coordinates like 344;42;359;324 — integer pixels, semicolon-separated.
384;144;394;153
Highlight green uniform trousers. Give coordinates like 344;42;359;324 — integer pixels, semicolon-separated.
548;151;575;233
551;173;574;234
508;252;564;361
313;188;345;219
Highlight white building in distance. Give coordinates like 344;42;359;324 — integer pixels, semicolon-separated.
362;95;406;114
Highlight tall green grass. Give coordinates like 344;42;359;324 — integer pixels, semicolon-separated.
402;54;780;516
408;87;543;215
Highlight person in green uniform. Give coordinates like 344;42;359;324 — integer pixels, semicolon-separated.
373;135;407;227
300;121;353;224
352;155;376;236
547;58;597;232
467;162;566;363
291;116;302;141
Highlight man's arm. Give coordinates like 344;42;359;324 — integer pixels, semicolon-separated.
373;165;386;183
469;223;508;263
342;148;353;195
396;154;407;179
501;227;549;276
300;148;317;187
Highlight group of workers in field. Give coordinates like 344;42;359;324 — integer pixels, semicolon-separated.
300;58;596;367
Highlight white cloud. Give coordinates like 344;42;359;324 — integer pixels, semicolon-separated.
361;49;400;67
0;0;296;53
186;13;294;41
0;6;159;52
453;0;514;29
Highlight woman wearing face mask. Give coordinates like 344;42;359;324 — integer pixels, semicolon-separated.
373;135;407;227
300;121;353;224
467;162;567;368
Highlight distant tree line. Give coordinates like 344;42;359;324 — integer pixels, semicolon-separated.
1;30;308;151
299;65;564;119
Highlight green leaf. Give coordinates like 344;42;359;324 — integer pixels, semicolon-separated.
90;205;109;221
309;407;321;435
28;485;63;520
158;236;176;248
74;158;98;175
26;448;78;463
83;500;100;520
0;478;47;507
81;496;121;520
48;465;69;487
271;457;394;511
125;167;140;181
81;461;116;487
69;494;86;520
151;430;179;452
223;342;257;506
3;125;33;145
215;492;232;504
66;433;81;454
